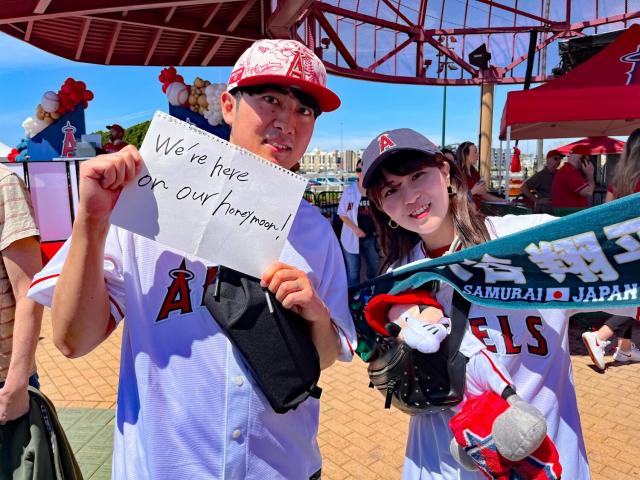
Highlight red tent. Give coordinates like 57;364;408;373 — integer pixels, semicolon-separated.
500;24;640;140
556;136;626;155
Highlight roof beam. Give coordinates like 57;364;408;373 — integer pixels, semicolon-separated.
500;30;565;76
144;28;162;66
202;3;223;28
85;9;259;42
164;6;177;23
316;11;358;69
179;32;199;65
0;0;244;25
75;17;91;60
267;0;313;38
475;0;555;25
24;21;34;41
423;35;478;76
381;0;415;28
105;22;122;64
366;35;414;72
201;0;256;66
33;0;53;15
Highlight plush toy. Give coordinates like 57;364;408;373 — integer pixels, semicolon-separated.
103;124;128;153
365;290;562;479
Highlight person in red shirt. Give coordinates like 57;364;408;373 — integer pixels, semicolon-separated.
103;124;128;153
551;144;594;208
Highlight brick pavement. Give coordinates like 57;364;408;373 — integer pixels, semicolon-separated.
35;310;640;479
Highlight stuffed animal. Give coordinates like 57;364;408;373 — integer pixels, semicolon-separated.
365;290;562;479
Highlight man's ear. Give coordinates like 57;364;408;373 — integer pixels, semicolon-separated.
221;91;236;126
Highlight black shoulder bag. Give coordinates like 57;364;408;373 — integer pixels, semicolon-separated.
367;290;471;415
203;266;321;414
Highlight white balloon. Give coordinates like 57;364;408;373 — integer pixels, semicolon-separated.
22;116;48;138
166;82;189;106
41;91;60;113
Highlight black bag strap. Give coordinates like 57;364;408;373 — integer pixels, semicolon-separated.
448;289;471;352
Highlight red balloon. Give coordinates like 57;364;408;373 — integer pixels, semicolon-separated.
85;90;94;101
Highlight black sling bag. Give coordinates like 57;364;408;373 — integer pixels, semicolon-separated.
203;266;322;414
367;290;471;415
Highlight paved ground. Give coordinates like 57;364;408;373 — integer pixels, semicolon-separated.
36;310;640;479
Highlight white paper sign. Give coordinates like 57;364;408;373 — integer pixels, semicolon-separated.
111;111;307;277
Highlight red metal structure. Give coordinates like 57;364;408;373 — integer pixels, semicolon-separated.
500;24;640;139
1;1;639;87
294;1;640;85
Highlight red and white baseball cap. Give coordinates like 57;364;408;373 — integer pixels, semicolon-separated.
227;39;341;112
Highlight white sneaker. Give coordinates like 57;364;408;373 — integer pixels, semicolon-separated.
613;343;640;363
581;331;610;371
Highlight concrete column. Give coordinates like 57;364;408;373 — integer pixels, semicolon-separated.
479;82;495;183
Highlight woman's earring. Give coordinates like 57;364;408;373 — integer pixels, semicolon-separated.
388;219;399;229
447;179;456;196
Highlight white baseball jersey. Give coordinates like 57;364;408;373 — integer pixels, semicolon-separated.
399;214;636;480
29;200;356;480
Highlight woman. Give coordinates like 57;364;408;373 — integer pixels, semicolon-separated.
359;128;635;480
583;128;640;370
456;141;502;209
337;160;380;286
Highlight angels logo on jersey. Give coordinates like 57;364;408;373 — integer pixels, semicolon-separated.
620;44;640;85
156;259;218;322
469;315;549;357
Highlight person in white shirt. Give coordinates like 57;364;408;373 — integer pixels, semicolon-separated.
358;127;635;480
28;39;356;480
337;160;380;285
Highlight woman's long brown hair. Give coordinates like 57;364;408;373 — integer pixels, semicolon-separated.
610;128;640;198
367;151;491;271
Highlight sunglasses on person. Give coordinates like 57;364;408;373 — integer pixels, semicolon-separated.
355;167;363;173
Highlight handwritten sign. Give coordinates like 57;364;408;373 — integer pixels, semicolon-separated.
111;111;307;277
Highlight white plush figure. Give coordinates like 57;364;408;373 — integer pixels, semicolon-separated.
204;83;226;126
166;82;189;106
22;116;48;138
41;91;60;113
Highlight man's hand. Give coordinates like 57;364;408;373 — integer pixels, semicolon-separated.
261;262;330;324
78;145;143;221
0;384;29;424
353;227;367;238
581;158;595;180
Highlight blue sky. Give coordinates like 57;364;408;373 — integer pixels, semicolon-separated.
0;32;576;155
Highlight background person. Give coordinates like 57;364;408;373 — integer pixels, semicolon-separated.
455;141;502;209
551;144;594;209
582;128;640;371
359;128;636;480
337;160;380;286
0;164;43;425
520;149;563;213
28;39;356;480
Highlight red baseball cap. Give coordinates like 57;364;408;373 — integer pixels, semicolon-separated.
106;124;125;135
570;144;591;156
227;39;340;112
546;149;564;160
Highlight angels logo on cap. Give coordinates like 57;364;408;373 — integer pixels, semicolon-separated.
226;39;341;112
378;134;396;153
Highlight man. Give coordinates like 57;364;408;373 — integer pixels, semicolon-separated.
0;165;43;425
337;159;380;285
29;39;355;479
551;144;595;209
520;149;563;213
103;124;128;153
